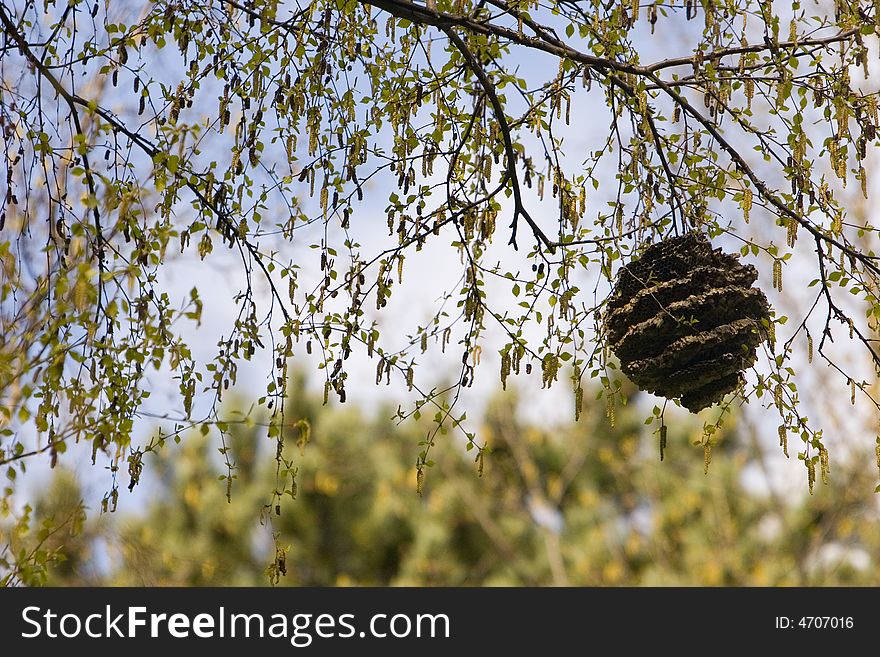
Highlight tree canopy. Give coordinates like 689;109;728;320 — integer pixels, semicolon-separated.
2;0;880;538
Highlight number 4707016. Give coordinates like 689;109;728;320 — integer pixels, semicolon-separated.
798;617;854;629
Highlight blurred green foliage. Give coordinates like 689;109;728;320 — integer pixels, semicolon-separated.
3;376;879;586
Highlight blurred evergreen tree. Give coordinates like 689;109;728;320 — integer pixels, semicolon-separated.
8;375;880;586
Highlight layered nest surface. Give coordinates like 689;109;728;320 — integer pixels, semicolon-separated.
605;232;770;412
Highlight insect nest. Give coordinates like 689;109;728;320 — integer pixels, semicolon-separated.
604;231;771;412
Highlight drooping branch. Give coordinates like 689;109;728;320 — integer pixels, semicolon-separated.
814;236;880;371
439;24;552;250
604;74;685;233
0;3;106;312
644;70;880;278
0;3;293;327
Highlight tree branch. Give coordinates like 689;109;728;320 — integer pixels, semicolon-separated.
439;23;552;250
0;3;106;312
0;3;293;327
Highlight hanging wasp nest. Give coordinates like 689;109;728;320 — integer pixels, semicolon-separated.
604;231;771;413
